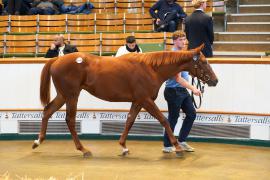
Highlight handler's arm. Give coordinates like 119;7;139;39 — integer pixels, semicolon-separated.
175;74;201;96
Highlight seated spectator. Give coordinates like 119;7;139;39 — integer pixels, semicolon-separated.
60;2;94;14
2;0;33;15
115;36;142;57
0;4;3;15
29;0;61;15
149;0;186;32
45;34;78;58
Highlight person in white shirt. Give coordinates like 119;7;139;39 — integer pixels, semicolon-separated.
115;36;142;57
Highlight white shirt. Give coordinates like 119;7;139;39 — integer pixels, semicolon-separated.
115;46;142;57
58;45;65;57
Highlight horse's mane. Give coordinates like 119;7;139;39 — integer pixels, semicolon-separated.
118;50;195;67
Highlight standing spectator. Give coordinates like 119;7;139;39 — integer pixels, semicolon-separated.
163;31;201;153
185;0;214;57
2;0;33;15
115;36;142;57
45;34;78;58
149;0;186;32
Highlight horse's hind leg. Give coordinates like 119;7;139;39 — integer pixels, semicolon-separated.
32;94;65;149
65;97;91;157
119;102;142;155
141;98;183;156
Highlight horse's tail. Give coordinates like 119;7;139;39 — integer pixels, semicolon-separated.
40;57;57;107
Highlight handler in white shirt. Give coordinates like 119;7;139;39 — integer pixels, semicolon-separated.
115;36;142;57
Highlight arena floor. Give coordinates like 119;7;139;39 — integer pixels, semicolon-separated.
0;140;269;179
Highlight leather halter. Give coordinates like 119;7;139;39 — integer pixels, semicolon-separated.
190;55;209;109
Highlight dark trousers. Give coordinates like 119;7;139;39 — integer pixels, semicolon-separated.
163;87;196;147
164;12;179;32
6;0;31;15
155;12;179;32
29;7;56;15
7;0;22;14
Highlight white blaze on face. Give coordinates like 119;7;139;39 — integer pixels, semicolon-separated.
76;57;83;63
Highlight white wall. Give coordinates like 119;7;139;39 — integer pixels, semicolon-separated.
0;63;269;114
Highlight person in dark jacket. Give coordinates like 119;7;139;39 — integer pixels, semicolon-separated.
2;0;33;15
45;34;78;58
184;0;214;57
149;0;186;32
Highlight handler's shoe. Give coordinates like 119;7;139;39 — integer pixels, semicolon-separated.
179;142;194;152
162;146;175;153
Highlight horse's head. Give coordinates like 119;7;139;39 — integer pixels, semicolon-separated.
188;44;218;86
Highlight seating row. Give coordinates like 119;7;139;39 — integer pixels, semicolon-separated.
0;32;174;57
0;14;154;34
0;0;226;34
64;0;225;14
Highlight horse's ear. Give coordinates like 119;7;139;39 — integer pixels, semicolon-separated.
192;44;204;55
190;44;204;61
197;43;205;52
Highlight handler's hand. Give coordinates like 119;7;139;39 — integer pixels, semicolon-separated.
192;88;201;96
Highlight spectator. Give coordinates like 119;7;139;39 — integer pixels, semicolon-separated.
60;2;94;14
45;34;78;58
29;0;61;15
163;31;201;153
184;0;214;57
149;0;186;32
2;0;33;15
0;4;3;15
115;36;142;57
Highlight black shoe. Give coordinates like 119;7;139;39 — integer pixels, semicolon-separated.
156;23;168;32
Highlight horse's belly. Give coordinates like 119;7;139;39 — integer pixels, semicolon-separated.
84;86;134;102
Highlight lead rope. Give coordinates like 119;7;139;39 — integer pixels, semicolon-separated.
191;77;204;109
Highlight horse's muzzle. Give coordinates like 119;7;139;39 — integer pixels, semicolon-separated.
207;79;218;87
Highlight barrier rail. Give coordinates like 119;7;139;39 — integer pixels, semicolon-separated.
0;57;270;64
0;56;269;115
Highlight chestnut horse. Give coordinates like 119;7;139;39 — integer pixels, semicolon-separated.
32;44;218;157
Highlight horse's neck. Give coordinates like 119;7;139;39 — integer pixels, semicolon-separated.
155;61;190;82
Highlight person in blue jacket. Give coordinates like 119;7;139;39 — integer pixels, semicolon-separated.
149;0;186;32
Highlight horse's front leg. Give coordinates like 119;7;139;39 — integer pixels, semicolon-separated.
119;102;142;156
142;98;184;157
32;95;65;149
66;98;92;158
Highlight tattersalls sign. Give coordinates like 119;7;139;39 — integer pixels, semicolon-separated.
0;110;269;140
4;111;90;121
1;111;270;125
195;113;270;125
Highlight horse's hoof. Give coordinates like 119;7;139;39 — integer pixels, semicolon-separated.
32;143;39;149
83;151;92;158
120;148;129;156
122;151;129;156
175;151;184;158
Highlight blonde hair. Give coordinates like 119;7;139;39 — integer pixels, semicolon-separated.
172;31;186;40
192;0;207;9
